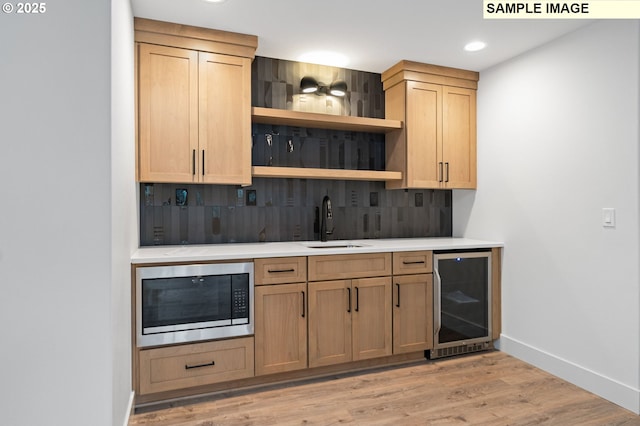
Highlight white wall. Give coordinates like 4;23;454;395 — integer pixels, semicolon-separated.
111;0;137;424
0;1;133;425
454;20;640;413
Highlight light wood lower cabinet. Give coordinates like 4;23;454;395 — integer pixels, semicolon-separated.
308;277;392;368
138;337;254;395
133;249;499;403
254;282;307;376
393;274;433;354
392;251;434;354
352;277;393;360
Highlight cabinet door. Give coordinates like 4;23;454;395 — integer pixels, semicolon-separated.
442;86;476;189
308;280;352;368
199;52;252;185
405;81;442;188
352;277;392;360
255;283;307;376
393;274;433;354
138;44;198;182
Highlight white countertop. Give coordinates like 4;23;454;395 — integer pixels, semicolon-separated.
131;238;503;264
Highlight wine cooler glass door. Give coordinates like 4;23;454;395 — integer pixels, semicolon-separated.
434;251;491;348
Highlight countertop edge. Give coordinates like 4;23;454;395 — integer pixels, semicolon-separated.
131;238;504;265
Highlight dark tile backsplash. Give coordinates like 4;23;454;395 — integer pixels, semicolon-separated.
252;56;384;118
140;180;452;245
252;124;385;170
139;56;452;246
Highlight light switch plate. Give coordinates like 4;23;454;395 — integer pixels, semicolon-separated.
602;208;616;228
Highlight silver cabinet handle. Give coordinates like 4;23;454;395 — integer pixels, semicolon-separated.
434;267;442;340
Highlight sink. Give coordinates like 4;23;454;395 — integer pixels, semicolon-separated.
302;242;368;249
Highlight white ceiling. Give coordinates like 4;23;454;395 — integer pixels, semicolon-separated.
131;0;594;73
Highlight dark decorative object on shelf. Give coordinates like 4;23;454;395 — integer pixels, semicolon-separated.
252;56;384;118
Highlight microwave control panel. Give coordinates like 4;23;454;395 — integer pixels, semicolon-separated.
232;286;249;322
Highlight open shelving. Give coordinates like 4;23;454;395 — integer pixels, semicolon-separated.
251;107;403;181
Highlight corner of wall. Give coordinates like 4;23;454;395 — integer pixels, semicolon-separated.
499;335;640;415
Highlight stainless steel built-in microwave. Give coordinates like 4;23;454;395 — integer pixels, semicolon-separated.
135;262;254;347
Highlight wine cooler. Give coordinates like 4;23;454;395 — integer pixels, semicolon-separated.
430;250;492;359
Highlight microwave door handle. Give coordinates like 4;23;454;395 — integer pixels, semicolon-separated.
434;267;442;339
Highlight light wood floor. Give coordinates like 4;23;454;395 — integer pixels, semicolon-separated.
129;351;639;425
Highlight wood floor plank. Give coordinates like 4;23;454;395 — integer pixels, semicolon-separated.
130;351;639;425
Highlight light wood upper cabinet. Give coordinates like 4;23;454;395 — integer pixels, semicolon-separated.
383;60;478;190
135;18;257;185
442;86;477;188
137;44;199;183
199;52;252;184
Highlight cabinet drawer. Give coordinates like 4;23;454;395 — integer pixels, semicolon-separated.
308;253;392;281
255;257;307;285
393;251;433;275
138;337;254;395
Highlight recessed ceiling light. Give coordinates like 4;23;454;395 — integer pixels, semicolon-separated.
298;51;349;68
464;41;486;52
204;0;227;3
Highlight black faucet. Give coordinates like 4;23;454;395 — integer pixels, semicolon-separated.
320;195;334;242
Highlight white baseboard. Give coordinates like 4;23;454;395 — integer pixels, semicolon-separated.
122;391;135;426
497;335;640;415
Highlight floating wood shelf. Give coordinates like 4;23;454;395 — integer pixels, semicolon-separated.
251;107;402;133
252;166;402;182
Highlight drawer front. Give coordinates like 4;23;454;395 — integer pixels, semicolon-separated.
138;337;254;395
308;253;392;281
393;251;433;275
255;257;307;285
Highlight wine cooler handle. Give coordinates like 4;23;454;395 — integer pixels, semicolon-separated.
434;267;442;338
